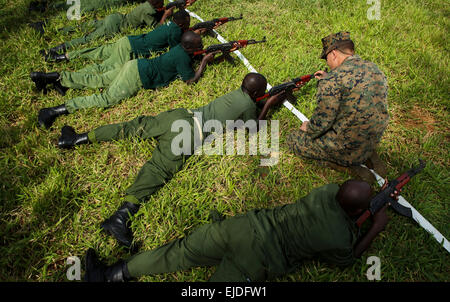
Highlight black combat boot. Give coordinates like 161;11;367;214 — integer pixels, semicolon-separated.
53;81;68;96
29;1;47;13
84;248;131;282
28;21;46;35
49;43;67;55
38;104;69;129
58;126;90;149
101;202;140;248
41;51;69;63
30;71;61;94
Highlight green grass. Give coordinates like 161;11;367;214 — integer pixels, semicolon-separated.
0;0;449;282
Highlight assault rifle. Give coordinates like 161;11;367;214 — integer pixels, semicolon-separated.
189;14;243;37
193;37;266;64
256;74;315;103
356;160;426;228
158;0;197;11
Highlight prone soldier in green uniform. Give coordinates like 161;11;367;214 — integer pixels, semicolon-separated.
29;0;141;14
45;9;192;72
56;73;286;248
40;0;171;55
83;179;390;282
287;32;389;182
31;31;213;129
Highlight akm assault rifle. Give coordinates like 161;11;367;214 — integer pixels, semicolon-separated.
158;0;197;11
193;37;266;64
189;14;243;37
256;74;315;103
356;160;426;227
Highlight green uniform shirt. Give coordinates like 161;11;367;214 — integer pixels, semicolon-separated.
191;88;258;125
247;184;358;274
128;21;183;57
137;44;195;89
121;1;161;29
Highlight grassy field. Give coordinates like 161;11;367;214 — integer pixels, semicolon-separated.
0;0;449;282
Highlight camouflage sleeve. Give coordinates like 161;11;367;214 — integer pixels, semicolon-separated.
307;75;341;138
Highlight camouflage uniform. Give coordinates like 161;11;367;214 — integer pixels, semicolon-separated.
287;33;389;167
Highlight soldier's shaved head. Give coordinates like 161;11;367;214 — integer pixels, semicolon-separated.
241;73;267;101
173;9;190;31
181;31;202;53
336;180;373;216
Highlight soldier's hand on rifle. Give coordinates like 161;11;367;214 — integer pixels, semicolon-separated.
193;28;208;35
372;204;390;233
160;6;176;24
314;70;328;80
202;51;219;64
390;190;401;201
381;178;389;190
266;91;286;108
164;6;176;16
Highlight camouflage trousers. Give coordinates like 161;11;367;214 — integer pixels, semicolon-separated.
286;129;373;167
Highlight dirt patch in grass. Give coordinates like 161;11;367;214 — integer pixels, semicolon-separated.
406;106;439;133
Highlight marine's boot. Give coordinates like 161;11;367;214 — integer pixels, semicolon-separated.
38;104;69;129
365;151;387;179
325;161;376;184
58;126;90;149
84;248;131;282
30;71;61;94
348;165;376;185
101;202;140;248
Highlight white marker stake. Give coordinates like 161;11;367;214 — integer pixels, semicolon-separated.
183;4;450;254
185;9;308;122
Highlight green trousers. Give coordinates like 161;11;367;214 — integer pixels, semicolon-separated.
126;215;268;282
68;36;134;74
88;108;196;203
61;59;143;112
50;0;133;13
64;13;125;49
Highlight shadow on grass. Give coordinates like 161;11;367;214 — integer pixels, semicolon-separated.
0;1;64;37
0;186;84;281
0;125;23;149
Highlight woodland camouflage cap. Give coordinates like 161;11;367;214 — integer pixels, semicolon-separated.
320;32;352;59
